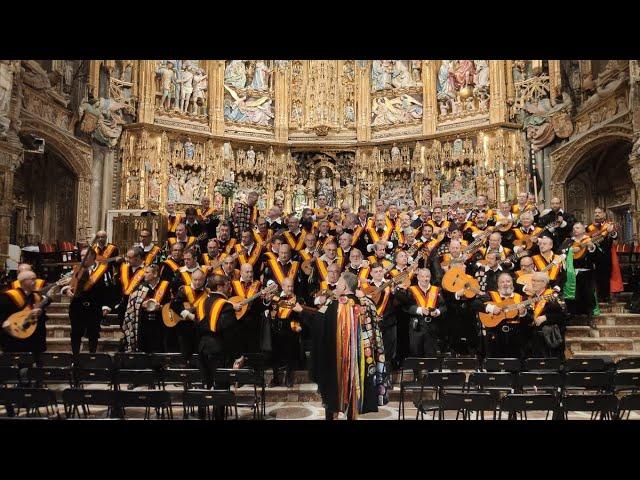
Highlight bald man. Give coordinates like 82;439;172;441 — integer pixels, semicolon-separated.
10;264;46;291
93;230;120;260
1;271;50;357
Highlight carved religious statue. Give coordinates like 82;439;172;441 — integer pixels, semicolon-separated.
316;167;334;206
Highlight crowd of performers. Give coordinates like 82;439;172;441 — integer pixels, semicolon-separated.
1;190;624;419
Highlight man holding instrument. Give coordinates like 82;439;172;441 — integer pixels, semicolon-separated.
0;271;50;358
524;272;567;358
229;263;268;354
474;272;528;358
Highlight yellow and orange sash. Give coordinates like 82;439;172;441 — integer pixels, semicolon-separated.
488;291;522;304
179;267;208;287
315;258;344;281
409;285;439;309
283;230;306;251
390;267;415;283
207;298;228;332
231;280;261;300
167;214;183;233
367;227;390;244
267;258;300;287
120;264;146;296
168;236;197;249
4;288;27;308
149;280;170;304
143;246;161;266
361;280;391;316
10;278;46;291
162;258;181;275
532;254;562;280
220;238;237;255
202;253;227;267
253;229;273;245
532;288;554;320
513;227;543;241
93;243;117;259
83;263;109;292
184;286;208;321
480;247;511;260
351;226;364;246
197;207;218;220
236;243;263;266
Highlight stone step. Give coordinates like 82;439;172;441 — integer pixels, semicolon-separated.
593;314;640;326
46;325;122;339
596;325;640;338
568;337;637;352
571;350;640;363
47;304;70;314
46;337;121;352
566;326;592;338
46;313;120;326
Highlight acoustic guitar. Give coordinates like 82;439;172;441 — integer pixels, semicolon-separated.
2;276;71;339
229;283;278;320
516;254;565;287
162;302;193;328
478;293;556;328
514;218;563;250
570;223;617;260
441;267;482;299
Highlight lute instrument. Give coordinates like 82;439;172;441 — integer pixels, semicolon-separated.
2;276;71;339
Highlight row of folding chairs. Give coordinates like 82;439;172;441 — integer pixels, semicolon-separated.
400;356;640;375
0;366;265;420
0;387;238;420
399;370;640;419
413;392;640;420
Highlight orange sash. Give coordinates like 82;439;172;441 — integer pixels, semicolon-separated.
120;264;146;296
488;291;522;304
409;285;439;309
267;259;300;287
167;214;183;232
150;280;170;304
180;267;208;287
532;254;562;280
351;226;364;246
362;280;391;316
283;231;306;251
532;289;554;319
315;258;344;281
83;263;109;292
184;286;208;318
367;227;390;244
169;236;197;249
236;243;263;266
231;280;261;299
94;244;117;259
207;298;228;332
202;253;227;267
253;229;272;245
220;238;237;255
4;288;27;308
10;278;46;291
143;246;161;266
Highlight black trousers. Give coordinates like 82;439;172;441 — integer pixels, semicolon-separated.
408;320;440;357
485;324;527;358
566;270;596;317
138;319;165;353
198;351;228;420
175;323;197;359
271;326;302;374
380;324;397;367
69;300;101;355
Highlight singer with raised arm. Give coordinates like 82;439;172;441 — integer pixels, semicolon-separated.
293;271;388;420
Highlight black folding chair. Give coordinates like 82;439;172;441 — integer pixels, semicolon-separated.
162;369;202;391
413;371;466;420
39;352;74;368
182;389;238;420
213;369;265;419
441;356;479;371
499;393;559;420
613;372;640;394
468;372;516;417
114;353;154;370
27;367;73;388
617;393;640;420
518;372;563;394
0;366;20;387
73;353;113;370
439;392;497;420
0;387;60;418
615;357;640;371
523;358;562;372
73;368;114;389
398;357;441;420
115;390;173;419
563;371;612;393
484;358;522;373
562;394;618;420
564;358;607;372
150;353;190;370
62;388;116;419
112;369;162;391
0;353;35;367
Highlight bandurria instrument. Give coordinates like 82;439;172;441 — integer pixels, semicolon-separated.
229;283;278;320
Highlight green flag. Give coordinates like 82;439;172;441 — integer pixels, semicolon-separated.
563;246;576;300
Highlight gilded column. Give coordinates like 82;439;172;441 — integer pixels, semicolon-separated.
355;61;371;142
137;60;156;125
210;60;225;136
88;60;101;98
489;60;507;124
423;60;437;135
506;60;515;106
548;60;562;105
274;61;289;142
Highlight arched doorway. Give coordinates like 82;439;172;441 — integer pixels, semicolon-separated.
564;139;633;241
12;145;78;245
